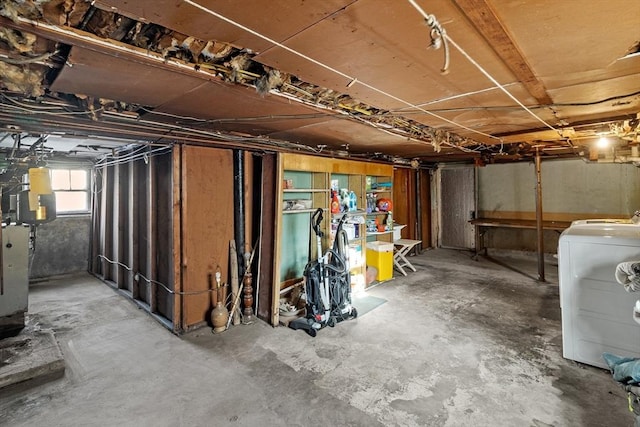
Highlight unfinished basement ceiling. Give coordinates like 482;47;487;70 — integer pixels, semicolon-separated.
0;0;638;164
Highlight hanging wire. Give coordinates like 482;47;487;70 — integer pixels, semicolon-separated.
182;0;502;144
406;0;561;136
97;255;217;296
95;145;173;168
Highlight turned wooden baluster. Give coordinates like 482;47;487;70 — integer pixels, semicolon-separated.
242;251;254;322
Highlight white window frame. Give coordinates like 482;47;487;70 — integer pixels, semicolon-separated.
50;168;91;215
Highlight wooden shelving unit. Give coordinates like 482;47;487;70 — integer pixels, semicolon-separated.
272;153;393;326
365;175;394;243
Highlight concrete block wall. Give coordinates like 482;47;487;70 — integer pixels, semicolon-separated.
29;216;91;279
477;159;640;253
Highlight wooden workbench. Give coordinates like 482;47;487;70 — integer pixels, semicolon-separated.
469;218;572;255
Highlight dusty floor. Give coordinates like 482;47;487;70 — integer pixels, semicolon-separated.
0;249;634;426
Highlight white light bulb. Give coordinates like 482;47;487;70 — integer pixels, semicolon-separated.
597;137;609;149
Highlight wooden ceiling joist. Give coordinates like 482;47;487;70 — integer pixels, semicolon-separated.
453;0;553;106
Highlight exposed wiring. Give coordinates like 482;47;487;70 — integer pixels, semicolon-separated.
97;254;219;296
95;145;172;168
0;50;59;65
0;94;105;117
139;106;209;122
0;93;67;110
407;0;560;135
0;103;319;154
182;0;502;143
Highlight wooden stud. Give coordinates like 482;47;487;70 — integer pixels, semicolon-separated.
129;160;139;299
257;153;277;323
147;154;157;313
271;154;285;326
172;145;182;331
102;166;114;281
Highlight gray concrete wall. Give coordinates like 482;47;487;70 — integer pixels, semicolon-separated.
30;215;91;279
479;159;640;216
477;159;640;252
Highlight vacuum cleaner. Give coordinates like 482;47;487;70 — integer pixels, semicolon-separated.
289;208;357;337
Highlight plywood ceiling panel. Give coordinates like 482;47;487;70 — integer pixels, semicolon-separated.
50;47;206;107
95;0;356;52
491;0;640;75
548;75;640;106
254;0;517;113
542;56;640;90
50;48;346;141
153;84;340;136
399;84;546;139
268;118;436;157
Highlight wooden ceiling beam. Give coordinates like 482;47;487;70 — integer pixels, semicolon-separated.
452;0;553;105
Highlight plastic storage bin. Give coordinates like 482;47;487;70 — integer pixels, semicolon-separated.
366;241;393;281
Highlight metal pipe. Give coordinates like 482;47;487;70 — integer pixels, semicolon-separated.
233;150;246;278
535;147;545;282
415;169;422;248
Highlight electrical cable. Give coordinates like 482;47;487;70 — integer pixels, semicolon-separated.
0;106;317;154
97;254;218;296
0;94;105;117
0;93;70;110
182;0;502;143
95;145;172;167
0;50;59;65
407;0;560;135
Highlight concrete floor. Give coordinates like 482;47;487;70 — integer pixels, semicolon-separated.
0;249;634;426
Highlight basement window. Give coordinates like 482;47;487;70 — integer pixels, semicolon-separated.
50;169;90;214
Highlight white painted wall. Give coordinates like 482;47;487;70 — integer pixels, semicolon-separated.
479;159;640;216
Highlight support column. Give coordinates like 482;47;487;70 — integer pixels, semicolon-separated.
535;147;545;282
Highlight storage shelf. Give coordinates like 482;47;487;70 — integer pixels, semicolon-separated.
283;189;330;193
368;230;392;235
282;208;326;214
277;157;394;327
332;210;367;218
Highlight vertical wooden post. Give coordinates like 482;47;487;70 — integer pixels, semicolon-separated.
172;145;183;332
242;251;254;322
102;166;114;280
147;153;157;313
90;167;103;273
112;162;120;283
535;147;545;282
129;160;139;299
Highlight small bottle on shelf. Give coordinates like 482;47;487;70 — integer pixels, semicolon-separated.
330;190;340;214
349;191;357;211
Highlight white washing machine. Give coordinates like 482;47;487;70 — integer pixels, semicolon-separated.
558;220;640;369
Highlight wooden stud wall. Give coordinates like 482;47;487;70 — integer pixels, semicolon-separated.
91;145;241;332
91;148;176;329
91;147;412;331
